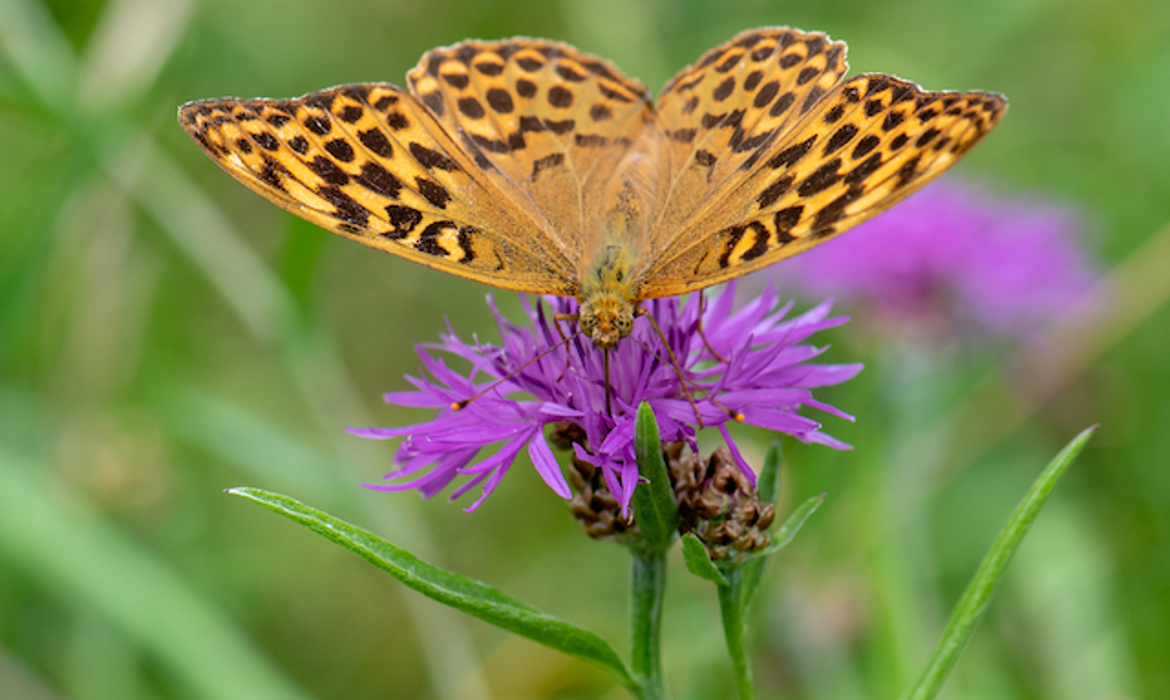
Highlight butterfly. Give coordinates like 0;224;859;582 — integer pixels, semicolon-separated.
180;27;1005;349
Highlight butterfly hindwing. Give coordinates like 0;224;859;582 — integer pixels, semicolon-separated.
179;83;577;294
640;30;1006;297
406;38;655;270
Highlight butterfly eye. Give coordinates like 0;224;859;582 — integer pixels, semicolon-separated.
616;313;634;337
580;310;597;336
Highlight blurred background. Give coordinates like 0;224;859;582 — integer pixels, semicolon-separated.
1;0;1167;698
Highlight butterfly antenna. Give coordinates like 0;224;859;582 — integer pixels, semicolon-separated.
452;328;582;410
638;308;708;428
697;290;728;363
630;330;745;426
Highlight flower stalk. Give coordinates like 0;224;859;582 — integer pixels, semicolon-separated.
631;550;668;700
717;568;756;700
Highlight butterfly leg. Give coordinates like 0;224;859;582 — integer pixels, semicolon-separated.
637;308;705;428
696;290;728;363
452;327;580;411
552;312;578;374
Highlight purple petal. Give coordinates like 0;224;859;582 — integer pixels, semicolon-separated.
528;430;571;499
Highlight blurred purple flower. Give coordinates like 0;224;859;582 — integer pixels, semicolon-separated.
772;180;1098;340
351;284;861;512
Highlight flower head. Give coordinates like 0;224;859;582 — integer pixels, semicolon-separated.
772;180;1098;341
351;284;861;512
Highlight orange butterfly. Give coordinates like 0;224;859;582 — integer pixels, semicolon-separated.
181;27;1005;348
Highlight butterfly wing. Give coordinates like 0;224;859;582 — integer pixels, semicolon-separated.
638;27;1006;297
405;38;656;273
180;83;579;294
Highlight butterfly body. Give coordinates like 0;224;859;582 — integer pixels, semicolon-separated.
180;28;1006;349
578;243;639;348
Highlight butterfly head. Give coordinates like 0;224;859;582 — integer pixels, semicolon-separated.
579;296;636;349
579;244;640;349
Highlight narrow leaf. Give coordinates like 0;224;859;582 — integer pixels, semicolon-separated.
229;487;636;689
742;493;826;611
631;402;679;555
739;443;783;608
901;425;1096;700
681;533;729;586
756;441;783;507
761;493;827;556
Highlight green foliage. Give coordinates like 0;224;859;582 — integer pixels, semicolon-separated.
1;0;1164;698
682;534;729;585
229;487;637;690
632;403;680;555
902;426;1097;700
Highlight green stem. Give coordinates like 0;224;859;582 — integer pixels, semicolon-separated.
630;550;668;700
717;569;756;700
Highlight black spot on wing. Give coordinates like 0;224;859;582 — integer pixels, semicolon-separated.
773;205;802;244
531;152;564;180
416;221;453;257
288;135;309;155
695;149;717;168
766;136;816;169
756;174;794;208
740;222;770;261
769;92;796;117
258;155;286;191
358;129;393;158
304;115;331;136
812;186;862;233
318;186;370;227
410;142;460;171
324;139;355;162
458;97;485;119
254;131;279;151
844;153;883;185
457;226;476;264
354;161;403;198
823;124;858;155
486;88;514;114
309;156;348;185
416;178;451;208
383;205;421;238
797;158;842;196
852;135;880;159
443;73;469;89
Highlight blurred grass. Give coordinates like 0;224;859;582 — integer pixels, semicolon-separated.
1;0;1167;698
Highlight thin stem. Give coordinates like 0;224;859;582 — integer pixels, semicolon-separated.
630;550;668;700
717;569;756;700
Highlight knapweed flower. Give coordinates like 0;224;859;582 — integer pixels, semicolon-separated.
770;179;1098;341
351;283;861;512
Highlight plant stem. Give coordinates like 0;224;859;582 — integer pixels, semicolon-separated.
630;550;668;700
717;569;756;700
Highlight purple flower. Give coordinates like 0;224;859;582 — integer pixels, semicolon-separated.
769;180;1098;340
351;283;861;512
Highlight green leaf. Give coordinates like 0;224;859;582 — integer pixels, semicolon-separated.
631;402;679;555
740;492;826;612
901;425;1096;700
681;533;729;586
756;441;783;507
739;443;783;608
228;487;637;690
761;493;827;556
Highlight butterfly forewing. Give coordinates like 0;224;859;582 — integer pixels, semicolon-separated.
639;29;1006;297
406;38;655;268
644;29;848;263
179;83;577;294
